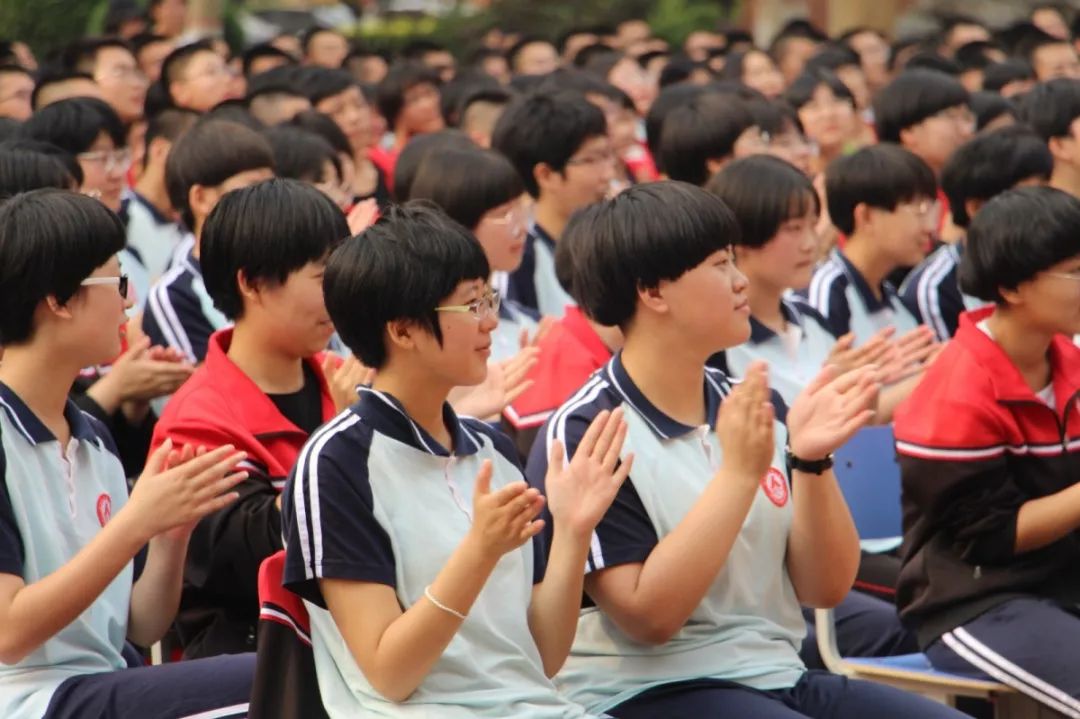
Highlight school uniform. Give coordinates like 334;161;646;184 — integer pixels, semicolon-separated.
899;242;988;342
0;383;253;719
142;247;230;364
491;295;540;364
801;249;920;345
281;387;597;718
525;355;959;718
124;191;191;285
151;328;337;658
894;307;1080;714
506;222;575;318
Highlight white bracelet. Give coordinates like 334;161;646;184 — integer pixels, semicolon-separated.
424;585;467;621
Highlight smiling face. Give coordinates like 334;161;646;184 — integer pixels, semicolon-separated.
65;255;132;365
244;259;337;357
405;278;497;388
473;196;529;273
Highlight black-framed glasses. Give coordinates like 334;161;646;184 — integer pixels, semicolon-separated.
80;274;129;300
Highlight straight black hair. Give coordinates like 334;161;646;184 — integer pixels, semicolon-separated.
941;125;1052;228
408;146;524;229
0;138;83;186
1018;78;1080;141
826;143;938;235
491;89;606;197
872;69;970;143
242;42;296;77
288;109;352;157
165;119;275;230
0;142;77;200
0;189;126;344
201;178;348;319
19;97;126;155
705;155;819;248
566;181;740;328
658;93;755;186
376;62;441;126
392;129;475;203
323;202;489;368
645;83;706;162
264;125;341;184
969;91;1016;132
784;67;855;110
960;186;1080;302
982;59;1035;93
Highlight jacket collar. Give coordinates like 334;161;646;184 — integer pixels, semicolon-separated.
0;382;97;446
602;352;724;440
833;249;898;313
353;387;483;457
748;297;803;344
204;329;336;436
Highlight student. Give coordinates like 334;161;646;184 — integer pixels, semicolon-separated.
1019;78;1080;199
492;90;613;316
0;64;33;121
802;144;939;350
265;126;347;208
132;33;175;84
718;48;785;98
901;126;1053;340
375;62;446;167
525;181;965;718
142;119;274;363
0;188;253;719
281;202;632;717
301;27;349;69
508;37;560;77
246;82;311;127
31;70;106;111
242;42;295;79
785;69;862;174
151;178;353;658
872;69;974;179
63;38;149;125
128;107;198;284
894;186;1080;713
1022;30;1080;81
408;146;537;362
160;41;236;113
459;87;512;148
148;0;186;39
658;93;764;186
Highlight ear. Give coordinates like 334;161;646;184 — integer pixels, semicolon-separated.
44;295;74;320
385;319;417;353
963;198;983;224
168;79;186;108
635;283;669;315
852;201;874;233
533;162;559;194
148;136;171;165
898;125;919;153
1048;135;1073;163
236;269;261;307
188;183;217;228
705;156;728;177
998;283;1024;308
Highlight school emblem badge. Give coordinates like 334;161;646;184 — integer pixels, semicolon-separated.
96;493;112;527
761;467;789;507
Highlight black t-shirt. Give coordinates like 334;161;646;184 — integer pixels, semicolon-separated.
268;362;323;435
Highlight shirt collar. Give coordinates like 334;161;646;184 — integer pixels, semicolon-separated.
131;190;174;226
603;352;725;440
183;247;202;277
0;382;97;446
353;387;482;457
529;222;557;252
834;249;898;313
748;298;803;344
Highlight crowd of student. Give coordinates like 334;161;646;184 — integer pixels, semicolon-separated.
2;0;1080;716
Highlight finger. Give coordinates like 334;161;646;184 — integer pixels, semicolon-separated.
169;444;239;478
590;407;625;465
192;452;249;492
210;470;249;497
199;490;241;516
520;518;545;541
547;439;566;477
489;480;530;506
836;409;877;443
612;453;635;486
473;459;494;497
510;492;545;524
320;353;336;377
827;364;878;395
502;378;535;406
127;335;152;359
803;362;840;398
601;417;629;473
577;409;611;459
833;332;855;351
518;327;530;350
143;438;173;476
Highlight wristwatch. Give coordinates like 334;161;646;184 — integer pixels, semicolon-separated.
785;443;834;475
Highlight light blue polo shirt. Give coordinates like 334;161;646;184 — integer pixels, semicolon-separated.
717;296;839;407
801;249;921;345
506;223;576;319
281;388;598;718
525;355;806;714
0;383;142;719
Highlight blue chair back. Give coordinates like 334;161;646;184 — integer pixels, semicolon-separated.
833;425;902;540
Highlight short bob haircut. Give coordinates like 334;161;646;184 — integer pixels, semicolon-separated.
288;109;352;158
165;118;275;230
0;142;77;200
263;126;341;184
941;125;1052;228
784;68;855;111
659;94;755;186
1018;78;1080;142
982;59;1035;94
296;66;360;106
872;69;971;144
201;178;348;320
408;146;524;229
969;91;1017;132
825;143;937;236
0;138;83;188
645;83;706;163
375;62;441;127
566;181;740;328
960;186;1080;303
18;97;126;156
392;129;475;203
323;201;489;368
0;189;126;344
705;155;820;248
491;89;607;198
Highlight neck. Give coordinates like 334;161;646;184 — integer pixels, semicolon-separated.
1051;165;1080;200
372;364;453;448
191;223;203;259
841;238;893;299
620;330;707;426
532;199;568;242
226;323;306;394
0;344;81;439
588;319;624;353
133;166;171;216
747;277;787;333
393;126;413;151
986;307;1053;391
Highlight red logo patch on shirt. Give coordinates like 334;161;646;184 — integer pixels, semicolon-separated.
761;467;789;507
96;493;112;527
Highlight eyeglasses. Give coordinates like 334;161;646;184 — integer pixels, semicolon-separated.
897;199;940;221
77;148;132;174
930;106;975;128
565;149;617;167
484;202;527;228
96;65;148;84
1043;271;1080;282
80;275;129;300
435;288;501;320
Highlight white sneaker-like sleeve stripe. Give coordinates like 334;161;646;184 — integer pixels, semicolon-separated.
0;398;35;443
148;273;195;362
807;263;843;316
178;703;251;719
259;605;312;645
307;414;361;576
896;439;1080;460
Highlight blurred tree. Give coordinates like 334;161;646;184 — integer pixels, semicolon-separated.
0;0;108;56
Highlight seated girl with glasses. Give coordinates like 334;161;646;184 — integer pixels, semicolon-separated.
895;186;1080;714
280;202;634;718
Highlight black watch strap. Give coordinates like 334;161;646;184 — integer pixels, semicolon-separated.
785;444;834;474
